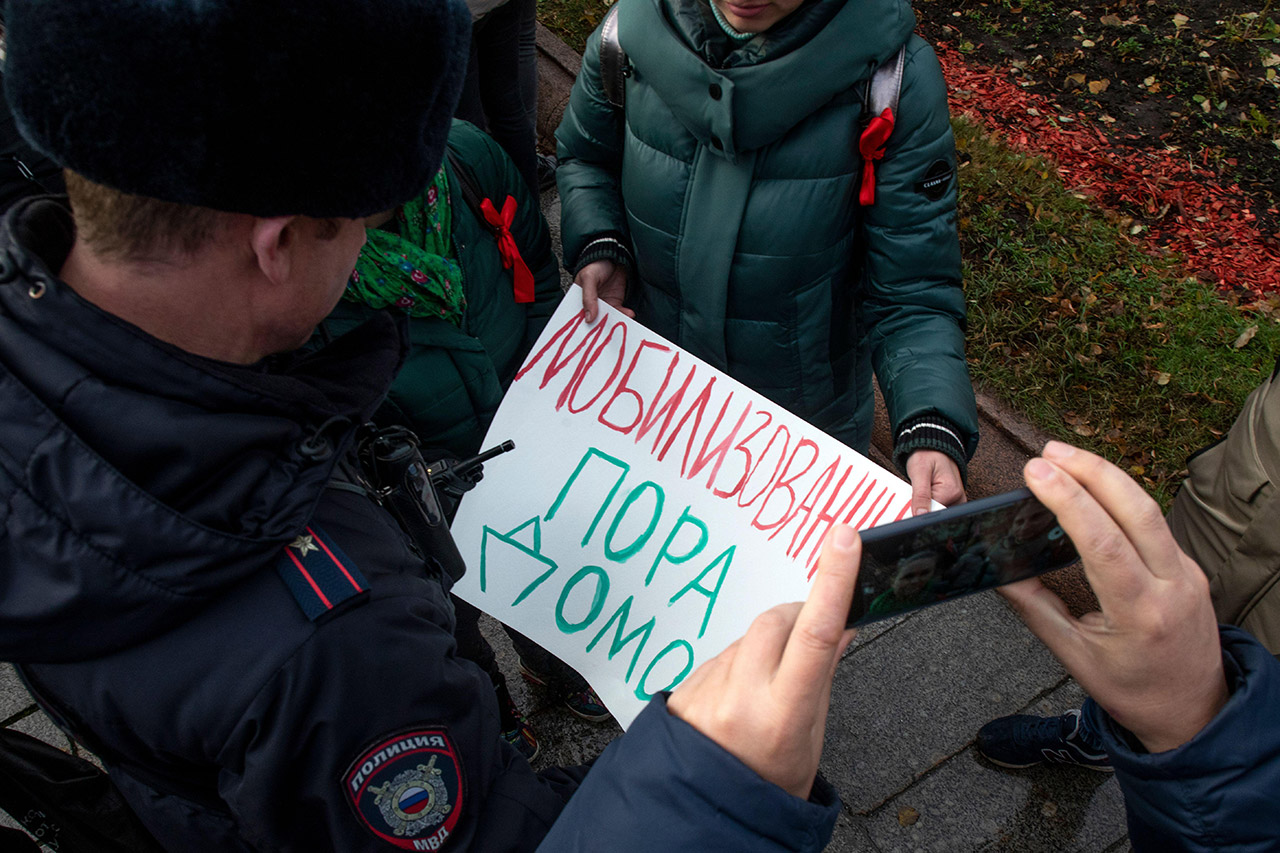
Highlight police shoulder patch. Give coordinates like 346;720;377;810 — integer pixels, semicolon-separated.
343;727;464;851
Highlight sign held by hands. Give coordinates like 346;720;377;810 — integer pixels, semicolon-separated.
451;287;916;727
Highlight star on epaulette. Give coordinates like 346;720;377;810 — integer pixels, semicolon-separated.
290;534;319;557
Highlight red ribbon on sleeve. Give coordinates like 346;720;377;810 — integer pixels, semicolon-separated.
479;195;534;304
857;108;896;206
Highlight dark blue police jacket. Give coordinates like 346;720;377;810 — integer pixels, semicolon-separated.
0;198;841;852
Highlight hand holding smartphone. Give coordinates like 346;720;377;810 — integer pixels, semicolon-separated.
847;488;1079;627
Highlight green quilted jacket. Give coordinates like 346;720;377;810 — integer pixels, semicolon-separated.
322;120;562;459
555;0;978;468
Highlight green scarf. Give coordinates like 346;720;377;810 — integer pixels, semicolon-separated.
345;167;466;325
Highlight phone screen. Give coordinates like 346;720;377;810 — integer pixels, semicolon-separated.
847;488;1079;627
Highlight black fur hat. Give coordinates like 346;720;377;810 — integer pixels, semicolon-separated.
3;0;471;218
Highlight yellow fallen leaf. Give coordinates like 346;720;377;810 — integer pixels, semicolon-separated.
1234;324;1259;349
1088;79;1110;93
1156;372;1172;386
1172;13;1190;27
898;807;920;827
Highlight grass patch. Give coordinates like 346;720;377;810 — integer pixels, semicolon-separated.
539;0;609;54
955;116;1280;506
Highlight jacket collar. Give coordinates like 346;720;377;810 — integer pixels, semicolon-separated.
618;0;915;154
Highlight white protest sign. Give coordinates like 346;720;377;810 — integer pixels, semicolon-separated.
451;286;918;727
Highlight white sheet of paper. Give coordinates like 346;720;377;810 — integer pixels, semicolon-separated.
451;286;923;727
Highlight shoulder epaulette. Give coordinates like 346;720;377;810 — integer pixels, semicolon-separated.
276;524;370;621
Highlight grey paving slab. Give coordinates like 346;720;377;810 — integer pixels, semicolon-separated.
526;706;622;771
538;188;574;291
830;672;1128;852
827;808;883;853
820;591;1068;814
862;747;1125;853
0;664;36;722
0;809;24;836
845;614;907;659
9;710;71;753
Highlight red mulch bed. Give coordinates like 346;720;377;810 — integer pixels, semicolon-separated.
936;41;1280;302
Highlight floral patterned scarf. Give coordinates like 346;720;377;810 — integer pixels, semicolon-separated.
345;167;466;325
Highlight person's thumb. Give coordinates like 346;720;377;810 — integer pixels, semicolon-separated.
911;473;933;517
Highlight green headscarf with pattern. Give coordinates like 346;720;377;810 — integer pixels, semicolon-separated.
344;167;466;325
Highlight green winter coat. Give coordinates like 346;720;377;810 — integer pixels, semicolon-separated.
556;0;978;460
322;120;562;459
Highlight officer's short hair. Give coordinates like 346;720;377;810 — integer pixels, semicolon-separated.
65;171;343;261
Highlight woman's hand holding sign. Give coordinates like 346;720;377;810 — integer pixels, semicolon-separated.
668;525;860;799
906;449;966;516
575;260;633;323
1001;441;1229;754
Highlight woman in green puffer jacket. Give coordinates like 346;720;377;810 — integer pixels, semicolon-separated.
556;0;979;515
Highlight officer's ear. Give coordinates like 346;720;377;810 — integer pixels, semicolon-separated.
249;216;300;286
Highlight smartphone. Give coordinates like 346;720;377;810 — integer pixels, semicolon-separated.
846;487;1079;627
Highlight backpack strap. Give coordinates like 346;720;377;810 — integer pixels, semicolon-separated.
868;45;906;122
446;148;487;220
599;5;628;109
445;148;535;303
857;44;906;206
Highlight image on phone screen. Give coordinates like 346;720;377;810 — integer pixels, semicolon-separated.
847;488;1080;627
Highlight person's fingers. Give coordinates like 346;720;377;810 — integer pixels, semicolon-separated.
1041;441;1187;581
733;602;804;679
934;459;967;507
910;473;933;517
577;274;600;322
1023;456;1147;607
836;628;857;658
776;525;861;700
906;455;936;517
669;646;716;700
999;576;1090;674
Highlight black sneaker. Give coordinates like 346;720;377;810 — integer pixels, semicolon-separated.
976;708;1113;772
